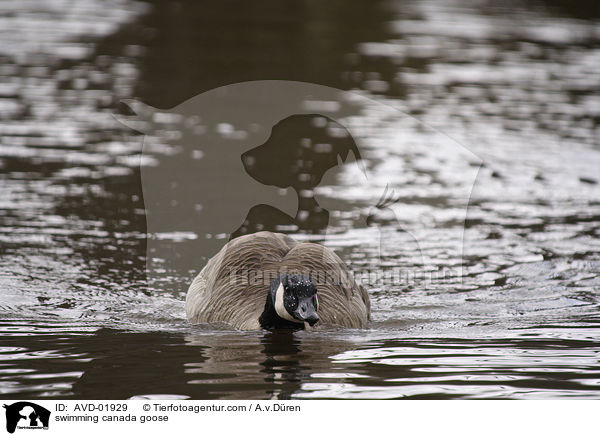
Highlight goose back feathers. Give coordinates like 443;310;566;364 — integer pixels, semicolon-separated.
185;231;370;330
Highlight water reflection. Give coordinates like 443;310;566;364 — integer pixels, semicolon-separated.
0;321;357;400
260;332;306;400
2;320;599;399
299;335;600;399
1;0;599;399
134;0;390;107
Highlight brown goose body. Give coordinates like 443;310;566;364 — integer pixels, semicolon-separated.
185;231;370;330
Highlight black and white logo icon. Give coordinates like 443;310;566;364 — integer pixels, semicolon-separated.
3;402;50;434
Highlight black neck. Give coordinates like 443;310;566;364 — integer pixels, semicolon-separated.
258;276;304;330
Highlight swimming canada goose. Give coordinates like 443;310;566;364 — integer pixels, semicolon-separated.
185;231;370;330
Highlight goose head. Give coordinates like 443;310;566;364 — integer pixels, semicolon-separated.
259;274;319;330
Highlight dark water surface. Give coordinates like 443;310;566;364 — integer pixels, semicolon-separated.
1;0;599;399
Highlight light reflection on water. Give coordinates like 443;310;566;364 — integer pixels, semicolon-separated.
1;0;599;399
1;320;599;399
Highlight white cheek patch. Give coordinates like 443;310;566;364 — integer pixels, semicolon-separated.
274;283;301;323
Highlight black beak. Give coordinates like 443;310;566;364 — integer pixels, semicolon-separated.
305;313;319;326
294;298;319;326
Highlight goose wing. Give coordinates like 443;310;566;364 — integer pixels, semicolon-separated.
186;232;297;329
